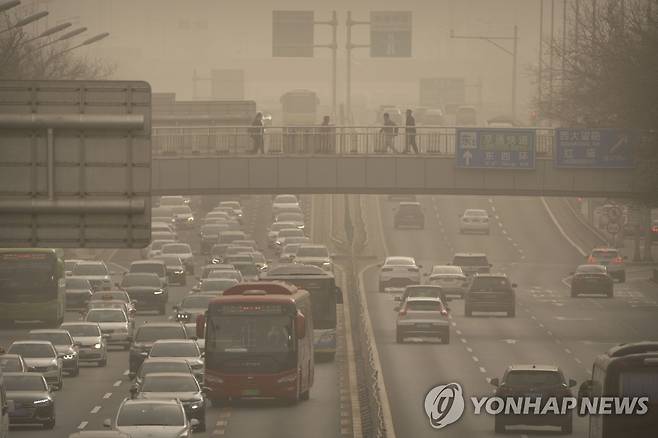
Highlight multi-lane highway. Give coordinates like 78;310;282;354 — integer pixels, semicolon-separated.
1;193;656;437
362;194;657;437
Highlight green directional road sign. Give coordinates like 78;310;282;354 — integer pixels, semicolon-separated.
370;11;412;57
272;10;314;57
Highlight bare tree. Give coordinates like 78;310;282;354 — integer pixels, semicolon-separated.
535;0;657;260
0;11;114;80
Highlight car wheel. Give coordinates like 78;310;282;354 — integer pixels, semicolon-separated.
56;377;63;391
607;289;614;298
69;366;80;377
442;331;450;344
197;417;206;432
379;282;385;293
43;417;55;429
158;305;166;315
618;272;626;283
561;418;573;434
300;388;310;401
494;417;505;434
570;289;578;298
508;308;515;318
98;358;107;367
465;305;472;317
396;331;404;343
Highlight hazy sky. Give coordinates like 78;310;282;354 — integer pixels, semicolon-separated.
21;0;564;121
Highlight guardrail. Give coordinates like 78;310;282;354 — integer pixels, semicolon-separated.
152;125;555;157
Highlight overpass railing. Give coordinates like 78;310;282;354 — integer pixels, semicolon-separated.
152;125;555;157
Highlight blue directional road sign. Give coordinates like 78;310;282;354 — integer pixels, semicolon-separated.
455;128;535;169
370;11;412;57
555;128;637;168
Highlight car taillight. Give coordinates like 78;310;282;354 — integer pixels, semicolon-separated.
587;256;596;264
652;226;658;233
399;308;407;316
441;309;448;316
611;257;623;264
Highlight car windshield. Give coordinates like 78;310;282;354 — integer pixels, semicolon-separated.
171;206;192;214
86;309;126;323
130;264;164;275
150;343;199;357
505;370;563;386
279;229;303;238
453;256;488;266
151;240;175;251
88;301;125;310
282;244;300;255
464;209;488;217
73;263;108;276
432;266;462;275
141;374;199;392
406;287;442;298
277;213;303;222
234;263;258;276
135;326;186;343
592;250;618;259
159;197;184;206
154;255;182;266
0;356;22;372
64;260;79;271
251;253;266;263
220;201;240;209
162;244;191;254
140;362;190;376
28;332;71;345
227;246;251;255
296;246;328;257
209;315;293;353
577;265;607;274
91;292;128;302
226;255;253;264
202;225;226;235
116;403;185;427
406;301;444;311
386;257;413;266
208;271;241;281
122;274;161;287
181;296;214;308
62;324;100;337
272;222;296;232
152;207;173;217
8;343;54;358
471;277;511;291
274;195;297;204
201;279;238;292
66;278;90;289
5;375;47;391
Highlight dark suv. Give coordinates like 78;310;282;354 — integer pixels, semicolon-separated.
490;364;576;434
393;202;424;229
128;322;188;374
464;274;516;317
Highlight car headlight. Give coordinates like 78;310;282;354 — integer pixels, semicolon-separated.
63;353;76;360
93;343;102;349
33;398;52;405
187;217;194;222
188;400;203;410
153;289;164;295
174;270;185;275
178;431;190;438
297;224;305;229
322;261;331;266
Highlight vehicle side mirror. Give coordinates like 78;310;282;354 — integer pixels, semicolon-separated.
569;378;577;388
376;263;382;268
173;305;179;311
126;336;133;343
335;287;343;304
490;377;499;387
295;312;306;339
103;419;112;428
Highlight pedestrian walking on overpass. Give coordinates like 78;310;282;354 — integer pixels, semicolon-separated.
404;109;419;154
318;115;333;154
249;112;265;154
380;112;398;154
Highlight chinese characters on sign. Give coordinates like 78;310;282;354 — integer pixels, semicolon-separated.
554;128;637;168
456;129;536;169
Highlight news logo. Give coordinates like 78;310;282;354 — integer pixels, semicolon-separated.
423;382;465;429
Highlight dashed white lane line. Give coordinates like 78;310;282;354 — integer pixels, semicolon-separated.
531;315;537;320
90;406;101;414
123;370;129;376
547;331;553;336
103;392;112;399
113;380;122;387
466;346;473;353
501;229;508;235
451;321;457;327
460;338;467;344
472;356;480;363
538;323;544;328
455;329;462;335
495;215;500;220
77;421;88;430
565;348;572;354
491;205;496;212
479;367;487;374
488;198;493;203
555;339;562;344
575;357;582;364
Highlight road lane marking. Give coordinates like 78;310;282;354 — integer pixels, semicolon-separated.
455;329;462;335
565;348;572;354
540;197;587;256
531;315;537;320
547;331;553;336
466;346;473;352
555;339;562;344
472;356;479;362
461;338;467;344
113;380;122;387
491;206;496;212
90;406;101;414
575;358;582;364
501;229;507;234
77;421;88;430
479;367;487;373
123;370;129;376
103;392;112;399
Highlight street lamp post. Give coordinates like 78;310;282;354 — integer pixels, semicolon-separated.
54;32;109;56
31;26;87;52
0;0;20;14
450;26;519;119
0;10;48;35
23;22;72;44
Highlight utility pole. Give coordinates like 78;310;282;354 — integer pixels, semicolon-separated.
450;26;519;119
345;11;370;124
538;0;544;110
313;11;338;118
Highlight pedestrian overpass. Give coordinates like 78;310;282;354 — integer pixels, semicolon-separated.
151;126;644;198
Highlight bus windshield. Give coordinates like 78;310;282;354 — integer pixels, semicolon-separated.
208;315;293;354
0;252;57;297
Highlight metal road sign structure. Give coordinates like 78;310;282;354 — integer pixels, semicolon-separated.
455;128;535;169
555;128;637;168
0;80;152;248
272;10;315;57
370;11;412;57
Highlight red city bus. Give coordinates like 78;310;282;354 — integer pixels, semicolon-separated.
196;282;314;404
